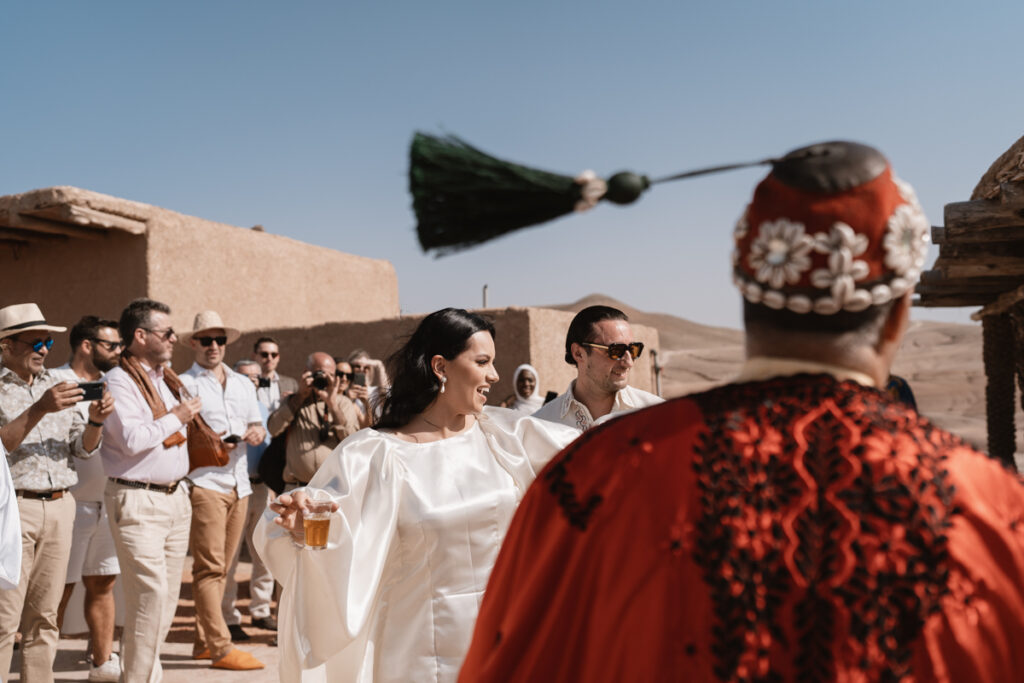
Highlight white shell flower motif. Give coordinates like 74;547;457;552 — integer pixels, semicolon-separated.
733;211;750;241
809;222;872;311
747;219;813;290
883;203;930;277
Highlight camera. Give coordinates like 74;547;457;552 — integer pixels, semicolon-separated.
311;370;330;391
257;376;271;388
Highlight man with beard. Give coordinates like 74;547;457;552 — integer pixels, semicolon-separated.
52;316;123;682
533;305;662;431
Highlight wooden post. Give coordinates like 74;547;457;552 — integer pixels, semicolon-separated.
983;313;1017;466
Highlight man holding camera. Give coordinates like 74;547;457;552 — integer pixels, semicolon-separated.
267;352;360;489
252;337;297;413
51;316;123;682
0;303;114;682
179;311;265;671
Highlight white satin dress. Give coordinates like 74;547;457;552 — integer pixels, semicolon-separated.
255;407;579;683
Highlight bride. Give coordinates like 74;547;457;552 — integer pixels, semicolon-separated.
256;308;578;682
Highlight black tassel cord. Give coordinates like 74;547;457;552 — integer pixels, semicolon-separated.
409;131;773;255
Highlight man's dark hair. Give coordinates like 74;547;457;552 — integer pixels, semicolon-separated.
743;300;894;339
564;305;629;365
254;336;279;353
70;316;119;350
119;298;171;346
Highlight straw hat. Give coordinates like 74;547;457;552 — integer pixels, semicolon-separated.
180;310;241;345
0;303;67;340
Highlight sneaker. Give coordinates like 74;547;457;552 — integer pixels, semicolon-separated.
88;652;121;683
228;624;251;642
251;616;278;631
212;648;265;671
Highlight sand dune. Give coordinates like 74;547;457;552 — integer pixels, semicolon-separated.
548;294;1024;459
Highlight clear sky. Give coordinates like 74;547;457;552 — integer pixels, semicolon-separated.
2;2;1020;329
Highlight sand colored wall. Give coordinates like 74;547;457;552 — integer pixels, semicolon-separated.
174;306;660;405
0;231;147;362
144;208;398;335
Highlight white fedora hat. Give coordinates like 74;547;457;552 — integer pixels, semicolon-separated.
0;303;67;340
180;310;241;345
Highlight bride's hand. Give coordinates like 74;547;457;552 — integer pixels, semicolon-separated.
271;490;310;543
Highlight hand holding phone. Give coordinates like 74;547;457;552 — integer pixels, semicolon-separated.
78;381;105;401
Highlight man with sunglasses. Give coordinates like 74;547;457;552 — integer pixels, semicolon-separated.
51;316;123;682
533;305;662;431
0;303;114;683
252;337;297;413
179;311;265;671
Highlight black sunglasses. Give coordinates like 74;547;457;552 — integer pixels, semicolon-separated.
259;351;279;359
336;371;354;380
581;341;644;360
143;327;175;342
13;337;54;353
196;336;228;347
90;338;123;352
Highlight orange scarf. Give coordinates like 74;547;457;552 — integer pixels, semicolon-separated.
119;350;187;448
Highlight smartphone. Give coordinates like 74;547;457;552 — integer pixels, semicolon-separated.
78;381;104;401
352;372;367;387
223;434;242;444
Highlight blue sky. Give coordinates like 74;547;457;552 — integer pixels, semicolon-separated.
3;2;1021;328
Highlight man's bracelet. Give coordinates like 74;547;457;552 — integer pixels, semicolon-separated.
87;419;104;428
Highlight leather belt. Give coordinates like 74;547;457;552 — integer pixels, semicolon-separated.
109;477;181;494
16;489;68;501
249;476;264;485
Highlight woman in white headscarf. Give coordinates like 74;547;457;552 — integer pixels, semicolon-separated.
506;364;544;415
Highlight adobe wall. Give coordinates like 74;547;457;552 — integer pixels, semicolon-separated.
172;306;660;405
0;231;146;362
145;208;399;334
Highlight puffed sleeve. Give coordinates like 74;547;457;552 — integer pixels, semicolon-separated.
0;441;20;590
478;406;581;489
254;430;405;681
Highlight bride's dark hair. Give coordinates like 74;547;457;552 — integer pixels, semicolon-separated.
375;308;495;430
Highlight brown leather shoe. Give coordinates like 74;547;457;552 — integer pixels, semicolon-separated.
192;649;211;660
212;648;265;671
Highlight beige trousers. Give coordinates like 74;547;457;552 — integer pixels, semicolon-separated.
0;494;75;683
223;482;276;623
105;481;191;683
189;486;247;660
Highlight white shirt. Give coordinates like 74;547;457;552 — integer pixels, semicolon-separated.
100;363;188;485
0;439;20;590
255;407;579;683
181;362;262;497
532;380;664;431
51;364;108;502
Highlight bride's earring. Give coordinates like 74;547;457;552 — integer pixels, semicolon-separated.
439;376;447;394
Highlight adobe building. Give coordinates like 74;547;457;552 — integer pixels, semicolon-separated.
0;186;660;404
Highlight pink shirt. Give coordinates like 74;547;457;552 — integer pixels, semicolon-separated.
100;363;188;485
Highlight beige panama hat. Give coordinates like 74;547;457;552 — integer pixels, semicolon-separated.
180;310;241;345
0;303;67;340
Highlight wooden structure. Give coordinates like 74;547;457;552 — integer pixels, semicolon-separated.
917;135;1024;466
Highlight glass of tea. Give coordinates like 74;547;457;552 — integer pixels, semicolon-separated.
303;498;333;550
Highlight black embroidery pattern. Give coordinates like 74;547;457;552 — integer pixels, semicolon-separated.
692;375;958;683
543;425;606;531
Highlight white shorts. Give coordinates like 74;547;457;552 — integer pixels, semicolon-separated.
65;500;120;584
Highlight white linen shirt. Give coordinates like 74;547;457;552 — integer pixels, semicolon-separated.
100;363;188;485
50;364;108;502
180;362;262;497
532;379;664;431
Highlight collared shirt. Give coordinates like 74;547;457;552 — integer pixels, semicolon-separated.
532;380;664;432
735;356;878;387
51;364;108;502
100;362;188;485
180;362;262;497
0;365;95;492
256;372;297;413
267;394;360;484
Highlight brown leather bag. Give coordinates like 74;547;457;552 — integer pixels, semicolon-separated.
161;370;230;471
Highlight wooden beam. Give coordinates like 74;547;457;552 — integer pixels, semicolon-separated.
971;284;1024;320
20;204;146;235
944;199;1024;238
939;257;1024;279
913;293;995;308
0;228;66;243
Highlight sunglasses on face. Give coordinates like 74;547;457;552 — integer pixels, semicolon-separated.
196;336;228;347
259;351;279;359
14;337;54;353
144;327;175;342
336;371;353;380
581;341;645;360
90;338;123;352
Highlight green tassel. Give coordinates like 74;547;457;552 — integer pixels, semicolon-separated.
410;132;590;254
